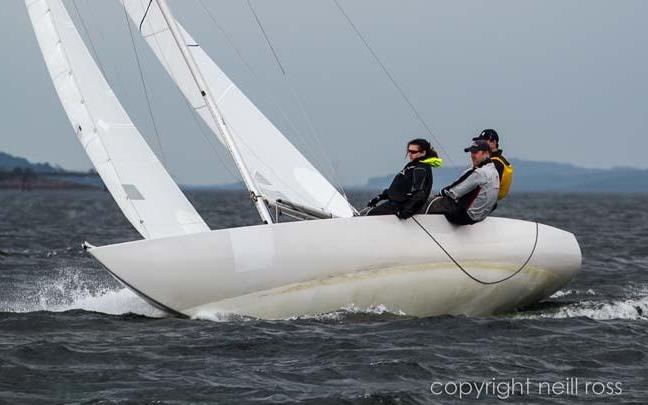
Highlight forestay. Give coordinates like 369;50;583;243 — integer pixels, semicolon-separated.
26;0;209;239
121;0;356;219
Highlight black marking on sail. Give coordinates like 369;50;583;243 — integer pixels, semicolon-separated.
122;184;144;200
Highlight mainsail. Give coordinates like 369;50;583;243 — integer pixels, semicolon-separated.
121;0;356;219
26;0;209;239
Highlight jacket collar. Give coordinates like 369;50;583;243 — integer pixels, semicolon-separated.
474;157;493;169
420;157;444;167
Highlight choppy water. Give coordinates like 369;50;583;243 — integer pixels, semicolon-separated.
1;190;647;404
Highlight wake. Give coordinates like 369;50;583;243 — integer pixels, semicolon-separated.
518;287;648;321
4;267;646;322
0;267;164;317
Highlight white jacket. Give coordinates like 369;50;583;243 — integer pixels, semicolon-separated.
445;160;500;222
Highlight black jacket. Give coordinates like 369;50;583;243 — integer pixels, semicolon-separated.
378;157;438;216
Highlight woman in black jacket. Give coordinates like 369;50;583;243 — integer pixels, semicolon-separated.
365;139;443;219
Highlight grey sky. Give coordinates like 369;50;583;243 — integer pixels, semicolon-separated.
1;0;646;186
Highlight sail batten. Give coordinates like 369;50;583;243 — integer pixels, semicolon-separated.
27;0;210;239
122;0;356;219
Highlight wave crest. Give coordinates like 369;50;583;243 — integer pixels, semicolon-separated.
0;267;163;317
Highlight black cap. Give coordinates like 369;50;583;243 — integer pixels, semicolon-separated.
472;129;499;142
464;140;491;153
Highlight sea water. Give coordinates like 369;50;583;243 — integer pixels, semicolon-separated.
0;190;646;403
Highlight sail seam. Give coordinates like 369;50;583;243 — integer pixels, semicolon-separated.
142;27;171;39
217;84;235;104
39;0;152;238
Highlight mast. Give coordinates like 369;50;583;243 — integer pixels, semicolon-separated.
154;0;274;224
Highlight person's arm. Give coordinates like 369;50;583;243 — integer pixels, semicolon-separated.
367;189;389;207
445;170;485;200
398;167;428;218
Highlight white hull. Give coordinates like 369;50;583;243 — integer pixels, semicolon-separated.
88;215;581;319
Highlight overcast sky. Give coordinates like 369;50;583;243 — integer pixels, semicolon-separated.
1;0;647;186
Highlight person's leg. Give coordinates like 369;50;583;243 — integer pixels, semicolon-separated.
424;196;475;225
366;201;400;216
424;196;456;214
445;210;475;225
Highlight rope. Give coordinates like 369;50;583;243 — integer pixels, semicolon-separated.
199;0;325;185
71;0;107;78
122;2;168;165
332;0;459;172
246;0;286;75
243;0;350;199
411;216;539;285
139;0;154;32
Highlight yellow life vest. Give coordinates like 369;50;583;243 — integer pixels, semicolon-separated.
491;155;513;200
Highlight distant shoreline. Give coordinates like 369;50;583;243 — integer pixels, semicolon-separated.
0;170;101;191
3;150;647;193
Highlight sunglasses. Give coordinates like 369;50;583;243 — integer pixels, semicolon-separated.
407;149;422;154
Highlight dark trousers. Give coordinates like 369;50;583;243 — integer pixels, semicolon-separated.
424;196;475;225
366;201;401;216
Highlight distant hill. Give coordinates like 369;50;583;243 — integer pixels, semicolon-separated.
365;158;648;193
0;151;62;173
0;151;101;190
3;150;646;192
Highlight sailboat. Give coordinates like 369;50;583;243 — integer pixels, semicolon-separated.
26;0;581;319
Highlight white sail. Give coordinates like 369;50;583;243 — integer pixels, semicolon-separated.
26;0;209;239
121;0;356;219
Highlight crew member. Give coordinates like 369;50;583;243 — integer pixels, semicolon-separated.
425;140;499;225
366;139;443;219
473;129;513;200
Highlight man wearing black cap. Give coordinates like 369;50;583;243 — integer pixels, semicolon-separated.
424;140;499;225
473;129;513;200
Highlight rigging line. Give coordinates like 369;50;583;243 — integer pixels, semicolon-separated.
70;0;107;79
200;0;336;191
332;0;459;172
136;2;239;185
122;3;168;165
287;83;350;200
198;0;258;77
199;0;335;193
139;0;154;32
81;1;131;100
246;0;285;75
230;125;325;208
411;216;539;285
183;98;240;183
243;0;349;198
241;1;318;152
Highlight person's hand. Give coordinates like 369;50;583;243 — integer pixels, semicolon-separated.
440;187;451;199
396;209;412;220
367;197;381;207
